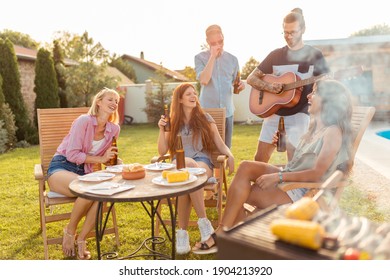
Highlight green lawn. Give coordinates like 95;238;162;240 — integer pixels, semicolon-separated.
0;123;385;260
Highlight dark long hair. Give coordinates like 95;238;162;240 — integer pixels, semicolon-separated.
168;83;214;158
303;79;353;173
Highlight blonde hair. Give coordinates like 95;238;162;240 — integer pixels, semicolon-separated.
206;24;223;38
88;88;120;124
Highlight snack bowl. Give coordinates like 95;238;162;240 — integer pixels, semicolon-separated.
122;169;146;180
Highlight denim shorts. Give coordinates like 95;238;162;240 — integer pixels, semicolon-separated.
193;156;214;170
46;155;85;178
285;187;308;202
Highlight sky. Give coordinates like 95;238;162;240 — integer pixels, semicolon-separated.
2;0;390;70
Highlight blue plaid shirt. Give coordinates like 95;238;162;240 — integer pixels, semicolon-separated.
195;50;239;118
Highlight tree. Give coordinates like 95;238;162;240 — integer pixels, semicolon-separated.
351;24;390;37
143;66;173;123
109;55;137;83
181;66;197;81
0;38;34;142
241;56;259;80
34;48;59;126
0;75;17;152
53;40;68;107
0;29;39;49
53;31;116;107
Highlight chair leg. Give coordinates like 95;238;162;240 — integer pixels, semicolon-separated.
39;191;50;259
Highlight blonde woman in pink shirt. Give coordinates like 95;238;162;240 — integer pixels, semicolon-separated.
47;88;120;259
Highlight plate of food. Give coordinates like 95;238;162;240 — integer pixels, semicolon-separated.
144;162;176;171
152;174;197;187
183;167;207;175
105;165;124;173
78;172;115;182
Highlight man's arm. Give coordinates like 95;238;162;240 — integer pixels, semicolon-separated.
197;45;221;85
247;68;283;94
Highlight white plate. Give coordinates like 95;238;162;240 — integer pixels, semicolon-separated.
184;167;207;175
105;165;124;173
152;174;197;186
82;182;135;195
144;163;176;171
78;172;115;182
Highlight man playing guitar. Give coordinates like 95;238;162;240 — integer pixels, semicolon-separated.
247;8;329;163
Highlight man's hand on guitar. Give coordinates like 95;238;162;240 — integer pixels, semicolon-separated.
267;82;284;94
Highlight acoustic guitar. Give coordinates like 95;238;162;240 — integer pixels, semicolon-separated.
249;66;363;118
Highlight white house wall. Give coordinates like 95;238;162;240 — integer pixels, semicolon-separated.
124;80;261;124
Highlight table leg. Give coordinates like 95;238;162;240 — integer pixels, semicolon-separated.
95;201;115;260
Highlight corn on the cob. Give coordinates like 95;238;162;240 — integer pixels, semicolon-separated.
270;218;325;250
285;197;319;220
162;170;172;179
166;170;189;183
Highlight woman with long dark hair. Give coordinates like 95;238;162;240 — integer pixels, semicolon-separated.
157;83;234;254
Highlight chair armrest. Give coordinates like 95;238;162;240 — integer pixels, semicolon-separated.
34;164;44;180
151;154;171;163
217;154;228;163
278;182;323;192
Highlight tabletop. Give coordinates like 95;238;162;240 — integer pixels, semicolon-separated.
69;169;208;203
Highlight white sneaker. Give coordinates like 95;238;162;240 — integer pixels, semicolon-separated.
198;218;214;242
176;229;190;255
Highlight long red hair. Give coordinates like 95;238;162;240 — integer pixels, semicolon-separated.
168;83;214;159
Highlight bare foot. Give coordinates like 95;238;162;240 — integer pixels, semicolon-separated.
62;227;76;257
76;240;91;260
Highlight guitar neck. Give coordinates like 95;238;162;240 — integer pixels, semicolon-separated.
284;73;327;91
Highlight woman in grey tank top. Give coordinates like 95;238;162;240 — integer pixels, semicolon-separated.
193;79;353;254
157;83;234;255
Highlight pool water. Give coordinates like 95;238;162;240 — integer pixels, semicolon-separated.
376;130;390;140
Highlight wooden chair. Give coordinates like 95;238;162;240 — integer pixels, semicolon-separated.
245;106;376;213
152;108;228;235
34;107;120;259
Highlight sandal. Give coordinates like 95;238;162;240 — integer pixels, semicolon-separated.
62;227;76;257
76;240;91;260
192;233;218;255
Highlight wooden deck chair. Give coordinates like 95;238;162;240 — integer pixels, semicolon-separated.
34;107;120;259
245;106;376;213
152;108;229;235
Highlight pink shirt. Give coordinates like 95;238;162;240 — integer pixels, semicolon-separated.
55;114;120;174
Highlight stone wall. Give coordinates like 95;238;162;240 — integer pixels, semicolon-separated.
18;60;36;121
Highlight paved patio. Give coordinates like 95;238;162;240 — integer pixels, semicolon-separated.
354;119;390;219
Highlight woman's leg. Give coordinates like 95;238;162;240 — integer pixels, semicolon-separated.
76;201;98;260
218;160;279;231
177;194;192;230
63;197;94;257
48;170;78;197
193;160;280;251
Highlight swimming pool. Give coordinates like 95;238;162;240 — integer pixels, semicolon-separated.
376;130;390;140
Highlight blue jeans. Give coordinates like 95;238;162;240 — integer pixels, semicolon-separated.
225;115;233;148
47;155;85;178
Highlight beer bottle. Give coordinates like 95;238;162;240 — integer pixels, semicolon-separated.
175;134;185;170
163;104;171;132
109;136;118;165
233;70;241;94
276;117;287;152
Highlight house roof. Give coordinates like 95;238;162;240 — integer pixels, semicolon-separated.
305;35;390;47
121;54;189;82
105;66;134;85
14;45;78;66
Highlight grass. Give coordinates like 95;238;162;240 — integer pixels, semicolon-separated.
0;123;386;260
